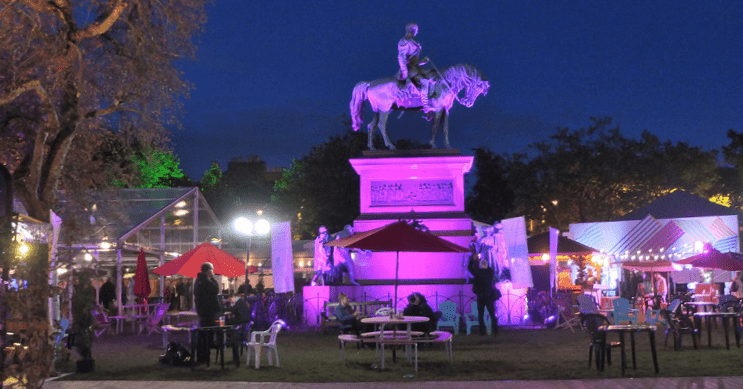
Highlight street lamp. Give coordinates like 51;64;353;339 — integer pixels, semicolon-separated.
233;217;270;297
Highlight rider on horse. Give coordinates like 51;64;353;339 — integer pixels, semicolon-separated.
397;23;436;112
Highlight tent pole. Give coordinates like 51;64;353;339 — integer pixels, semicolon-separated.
394;251;399;313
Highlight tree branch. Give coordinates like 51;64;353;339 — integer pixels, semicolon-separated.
0;80;61;192
73;0;128;40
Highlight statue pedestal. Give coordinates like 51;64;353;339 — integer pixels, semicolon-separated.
302;285;330;327
348;150;474;282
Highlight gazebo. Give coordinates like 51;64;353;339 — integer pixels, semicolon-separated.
54;187;223;316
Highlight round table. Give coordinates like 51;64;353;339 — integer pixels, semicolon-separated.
360;315;429;369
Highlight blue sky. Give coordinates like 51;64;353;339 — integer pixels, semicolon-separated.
173;1;743;179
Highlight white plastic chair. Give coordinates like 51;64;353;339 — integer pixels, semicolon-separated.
141;303;170;335
245;319;285;368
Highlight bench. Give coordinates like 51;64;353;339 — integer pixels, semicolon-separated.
338;330;453;370
321;300;392;332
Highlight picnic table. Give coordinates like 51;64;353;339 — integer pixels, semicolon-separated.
360;315;429;370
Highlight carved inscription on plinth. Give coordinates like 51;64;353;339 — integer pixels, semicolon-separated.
370;180;454;207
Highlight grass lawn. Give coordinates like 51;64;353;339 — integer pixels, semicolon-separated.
54;325;743;382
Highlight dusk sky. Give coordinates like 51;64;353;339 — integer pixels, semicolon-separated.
173;1;743;179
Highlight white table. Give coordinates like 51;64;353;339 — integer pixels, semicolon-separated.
360;315;429;370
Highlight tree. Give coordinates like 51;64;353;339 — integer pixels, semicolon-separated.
272;130;367;239
131;150;188;188
200;161;223;192
465;147;517;224
504;117;722;233
270;128;416;239
0;0;209;221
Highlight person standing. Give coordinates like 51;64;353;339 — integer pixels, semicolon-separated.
468;255;499;336
98;277;116;311
731;272;743;299
194;262;221;327
654;273;668;305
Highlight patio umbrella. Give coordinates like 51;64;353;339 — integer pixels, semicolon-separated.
617;260;679;273
153;242;246;278
133;249;151;303
325;220;469;311
677;247;743;271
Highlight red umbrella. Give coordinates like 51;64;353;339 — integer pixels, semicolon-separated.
677;247;743;271
153;242;246;278
133;249;151;303
326;220;469;311
617;260;679;272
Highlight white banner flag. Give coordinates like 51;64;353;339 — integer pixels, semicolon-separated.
501;216;532;289
271;221;295;294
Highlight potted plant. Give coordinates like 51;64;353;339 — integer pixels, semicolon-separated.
71;267;96;373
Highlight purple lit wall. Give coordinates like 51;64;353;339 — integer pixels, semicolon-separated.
350;155;472;214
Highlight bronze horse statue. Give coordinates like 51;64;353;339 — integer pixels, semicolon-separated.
350;64;489;150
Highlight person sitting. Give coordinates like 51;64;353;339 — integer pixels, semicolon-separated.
403;292;440;335
334;292;361;336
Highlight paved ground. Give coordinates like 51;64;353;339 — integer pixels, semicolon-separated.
35;377;743;389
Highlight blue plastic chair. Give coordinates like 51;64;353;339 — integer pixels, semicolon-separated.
436;301;461;334
465;301;491;335
612;298;639;324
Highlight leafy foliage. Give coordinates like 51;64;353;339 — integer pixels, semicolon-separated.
200;161;223;191
465;147;517;225
131;150;188;188
1;236;54;389
272;130;367;239
468;117;725;234
0;0;210;221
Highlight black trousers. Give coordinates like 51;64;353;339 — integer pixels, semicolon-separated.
196;315;217;363
477;297;498;334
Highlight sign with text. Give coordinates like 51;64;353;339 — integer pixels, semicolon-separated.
370;179;454;207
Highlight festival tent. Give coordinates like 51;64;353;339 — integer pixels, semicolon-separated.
571;190;741;256
527;232;597;256
326;220;469;311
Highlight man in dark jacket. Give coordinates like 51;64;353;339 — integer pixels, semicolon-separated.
468;255;499;336
334;293;361;335
194;262;222;364
194;262;221;327
98;278;116;311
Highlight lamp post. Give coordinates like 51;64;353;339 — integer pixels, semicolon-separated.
233;217;270;297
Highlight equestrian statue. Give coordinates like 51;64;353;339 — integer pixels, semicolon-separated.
350;23;490;150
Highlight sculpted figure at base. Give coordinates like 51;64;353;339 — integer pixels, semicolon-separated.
332;225;360;285
311;226;332;286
